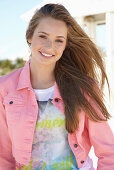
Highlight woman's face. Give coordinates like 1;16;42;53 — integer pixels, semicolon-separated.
28;17;67;67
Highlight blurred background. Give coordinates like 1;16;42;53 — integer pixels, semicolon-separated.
0;0;114;168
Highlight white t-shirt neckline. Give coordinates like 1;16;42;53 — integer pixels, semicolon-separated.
34;86;54;101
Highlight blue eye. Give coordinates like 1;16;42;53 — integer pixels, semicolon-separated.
56;39;63;43
39;35;46;39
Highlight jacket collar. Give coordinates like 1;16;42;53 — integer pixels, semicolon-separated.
16;59;62;100
16;59;32;90
53;82;62;100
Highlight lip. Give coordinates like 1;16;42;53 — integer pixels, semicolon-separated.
39;51;55;58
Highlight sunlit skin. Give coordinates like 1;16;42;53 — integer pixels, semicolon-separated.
28;17;68;89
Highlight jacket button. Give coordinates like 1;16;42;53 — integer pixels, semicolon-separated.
55;98;59;102
74;144;78;148
81;160;84;164
9;101;13;104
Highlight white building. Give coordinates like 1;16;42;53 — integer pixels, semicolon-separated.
21;0;114;168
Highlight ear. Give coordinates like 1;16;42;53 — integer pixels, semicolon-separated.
27;38;32;44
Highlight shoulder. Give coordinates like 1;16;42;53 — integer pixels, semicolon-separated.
0;67;23;96
0;67;23;84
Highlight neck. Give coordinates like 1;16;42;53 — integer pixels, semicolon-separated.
30;60;55;89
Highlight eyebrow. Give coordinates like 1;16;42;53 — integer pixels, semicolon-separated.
38;31;66;39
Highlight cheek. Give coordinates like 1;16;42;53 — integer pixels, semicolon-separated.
56;49;65;59
31;40;38;49
56;45;66;54
31;37;42;46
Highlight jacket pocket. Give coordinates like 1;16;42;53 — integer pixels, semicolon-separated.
3;97;25;126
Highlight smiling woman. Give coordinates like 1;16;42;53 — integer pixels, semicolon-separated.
27;17;67;89
0;3;114;170
28;17;67;69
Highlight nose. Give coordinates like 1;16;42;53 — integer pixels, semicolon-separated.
45;39;53;49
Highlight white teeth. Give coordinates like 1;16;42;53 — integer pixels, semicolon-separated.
41;52;53;57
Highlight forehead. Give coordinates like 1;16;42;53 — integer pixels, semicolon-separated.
35;17;67;36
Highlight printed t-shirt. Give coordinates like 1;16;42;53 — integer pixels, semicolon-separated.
31;86;79;169
20;86;93;170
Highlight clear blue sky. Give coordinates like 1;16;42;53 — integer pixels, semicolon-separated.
0;0;43;60
0;0;106;60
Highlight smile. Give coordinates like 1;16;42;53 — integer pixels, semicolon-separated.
39;51;54;58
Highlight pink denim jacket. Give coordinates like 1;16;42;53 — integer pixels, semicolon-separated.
0;60;114;170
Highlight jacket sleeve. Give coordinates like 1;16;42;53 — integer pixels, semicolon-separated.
0;94;16;170
86;98;114;170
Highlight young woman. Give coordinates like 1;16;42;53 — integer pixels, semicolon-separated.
0;3;114;170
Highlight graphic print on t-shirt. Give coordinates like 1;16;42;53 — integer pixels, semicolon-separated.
29;99;79;170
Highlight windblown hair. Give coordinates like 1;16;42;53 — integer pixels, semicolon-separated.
26;3;111;133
